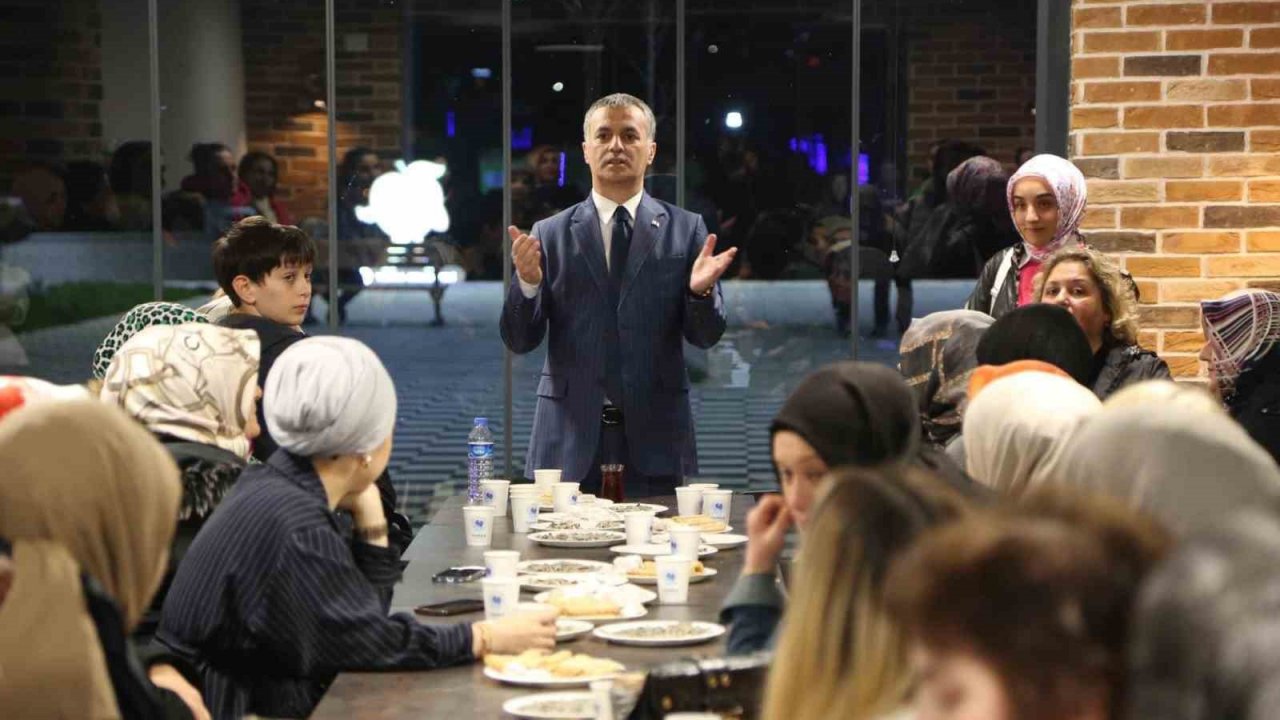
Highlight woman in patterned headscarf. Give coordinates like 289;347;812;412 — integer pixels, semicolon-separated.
92;301;208;380
1200;289;1280;464
99;322;261;624
965;154;1088;319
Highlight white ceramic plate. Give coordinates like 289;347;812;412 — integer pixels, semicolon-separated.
592;620;726;647
530;519;625;532
555;619;594;642
484;665;621;688
625;566;717;585
529;598;649;623
517;559;613;575
608;502;669;515
528;530;627;548
700;533;748;549
520;573;626;592
534;587;657;606
502;691;597;719
609;543;719;559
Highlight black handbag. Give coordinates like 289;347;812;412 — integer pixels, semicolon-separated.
625;652;772;720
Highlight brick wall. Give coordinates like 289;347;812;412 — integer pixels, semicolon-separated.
240;1;403;221
904;17;1038;173
1071;0;1280;378
0;0;103;191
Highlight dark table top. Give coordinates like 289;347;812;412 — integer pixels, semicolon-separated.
312;493;754;718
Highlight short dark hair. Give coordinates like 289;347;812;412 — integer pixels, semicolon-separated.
189;142;231;175
212;216;316;307
237;150;278;179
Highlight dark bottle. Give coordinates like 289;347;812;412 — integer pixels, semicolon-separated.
600;463;625;503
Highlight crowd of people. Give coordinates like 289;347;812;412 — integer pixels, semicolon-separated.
3;140;1280;719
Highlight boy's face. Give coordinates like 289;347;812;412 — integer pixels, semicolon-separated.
237;262;312;326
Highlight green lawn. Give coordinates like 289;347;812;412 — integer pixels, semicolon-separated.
17;282;206;334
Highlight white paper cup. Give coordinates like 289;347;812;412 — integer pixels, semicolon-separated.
675;486;702;516
655;554;692;604
534;468;562;488
509;483;539;496
481;576;520;619
462;505;495;547
577;493;597;506
590;678;615;720
479;479;510;516
669;524;702;561
702;489;733;523
686;482;719;492
484;550;520;580
510;494;539;533
622;510;654;546
553;481;580;513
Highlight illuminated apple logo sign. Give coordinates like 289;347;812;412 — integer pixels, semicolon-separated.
355;159;450;245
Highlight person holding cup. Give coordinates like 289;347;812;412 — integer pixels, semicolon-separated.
719;362;985;655
157;337;557;719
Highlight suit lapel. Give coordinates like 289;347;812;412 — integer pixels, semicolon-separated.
570;199;610;300
620;193;667;303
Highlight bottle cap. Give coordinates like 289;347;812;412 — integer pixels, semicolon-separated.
474;417;488;426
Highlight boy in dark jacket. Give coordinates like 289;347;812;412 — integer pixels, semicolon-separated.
212;215;314;462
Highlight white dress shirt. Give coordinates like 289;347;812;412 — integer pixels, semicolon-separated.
518;190;644;298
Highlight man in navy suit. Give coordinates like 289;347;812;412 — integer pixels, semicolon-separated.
501;93;736;496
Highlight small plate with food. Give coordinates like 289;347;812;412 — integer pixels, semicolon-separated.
624;559;717;585
554;619;594;642
608;502;669;515
609;543;719;559
592;620;726;647
502;691;596;719
528;530;628;549
669;515;730;534
517;559;613;575
699;532;748;549
484;650;625;687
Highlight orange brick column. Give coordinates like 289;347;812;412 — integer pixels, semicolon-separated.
1071;0;1280;378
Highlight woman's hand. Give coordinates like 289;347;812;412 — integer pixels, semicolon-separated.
743;494;793;575
149;663;211;720
473;607;559;656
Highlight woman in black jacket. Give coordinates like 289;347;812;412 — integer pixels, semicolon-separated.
1201;289;1280;465
1033;245;1170;400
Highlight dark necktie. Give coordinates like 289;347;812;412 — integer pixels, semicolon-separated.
610;206;632;286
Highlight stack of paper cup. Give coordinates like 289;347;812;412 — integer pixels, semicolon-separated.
655;554;692;604
702;489;733;524
669;524;702;561
508;485;540;532
462;505;495;548
534;469;561;495
552;481;580;513
480;479;511;517
622;510;654;546
484;550;520;579
675;486;702;516
481;576;520;619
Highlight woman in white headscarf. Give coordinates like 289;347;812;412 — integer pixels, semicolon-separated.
1057;400;1280;536
965;154;1088;319
963;368;1102;495
157;337;557;720
1201;289;1280;464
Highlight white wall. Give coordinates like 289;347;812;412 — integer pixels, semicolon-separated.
99;0;245;191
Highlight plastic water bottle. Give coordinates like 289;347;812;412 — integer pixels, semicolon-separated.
467;417;494;504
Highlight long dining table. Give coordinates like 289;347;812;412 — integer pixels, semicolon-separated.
311;492;756;718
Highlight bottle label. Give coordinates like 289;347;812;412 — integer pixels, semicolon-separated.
469;442;494;459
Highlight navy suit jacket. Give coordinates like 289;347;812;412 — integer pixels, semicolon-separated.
500;193;727;480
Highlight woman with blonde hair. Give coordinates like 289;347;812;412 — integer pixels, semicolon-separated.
760;464;975;720
1034;245;1169;399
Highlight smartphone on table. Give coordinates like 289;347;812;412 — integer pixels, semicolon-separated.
414;599;485;616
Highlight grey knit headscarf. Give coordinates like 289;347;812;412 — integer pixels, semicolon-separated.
264;337;397;457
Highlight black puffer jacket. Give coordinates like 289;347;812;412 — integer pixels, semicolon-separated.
1227;347;1280;467
1091;342;1172;401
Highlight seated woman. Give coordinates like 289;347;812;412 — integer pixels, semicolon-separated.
886;489;1170;720
720;361;984;655
92;301;209;382
963;367;1101;496
0;401;208;719
760;465;975;720
1127;503;1280;720
98;323;261;621
1200;289;1280;464
898;309;995;452
966;154;1087;319
158;337;556;719
1035;245;1169;400
975;302;1095;385
1057;399;1280;536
